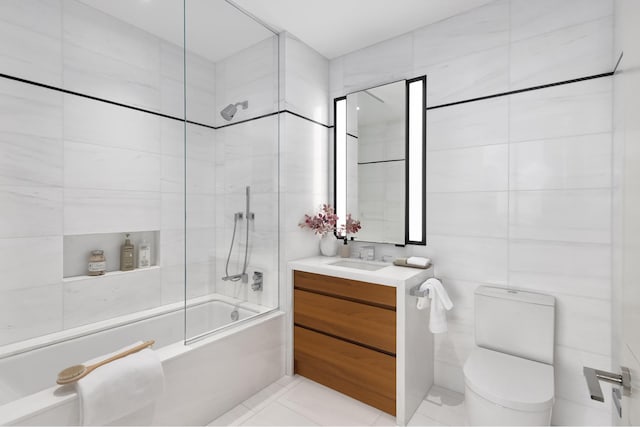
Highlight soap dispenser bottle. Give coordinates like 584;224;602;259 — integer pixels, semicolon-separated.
120;233;135;271
339;237;350;258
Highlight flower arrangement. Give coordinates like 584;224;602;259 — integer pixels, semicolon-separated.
299;204;339;236
299;204;361;237
339;213;361;237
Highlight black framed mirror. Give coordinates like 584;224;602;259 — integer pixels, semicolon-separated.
334;76;426;246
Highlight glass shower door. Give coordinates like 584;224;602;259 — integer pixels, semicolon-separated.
183;0;280;342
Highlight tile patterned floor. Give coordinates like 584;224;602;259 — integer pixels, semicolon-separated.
207;375;466;426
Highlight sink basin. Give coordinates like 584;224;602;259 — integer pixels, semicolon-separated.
329;260;387;271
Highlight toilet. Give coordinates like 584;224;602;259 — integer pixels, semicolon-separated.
463;286;556;426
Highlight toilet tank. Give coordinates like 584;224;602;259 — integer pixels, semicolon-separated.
475;286;555;365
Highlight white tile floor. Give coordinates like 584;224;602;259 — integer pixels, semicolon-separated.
207;375;466;426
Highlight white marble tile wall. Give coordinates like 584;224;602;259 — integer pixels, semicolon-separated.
330;0;613;109
0;77;64;345
0;284;63;346
63;267;162;329
62;1;161;112
197;35;280;321
0;0;216;123
328;1;614;424
343;34;413;95
215;37;278;127
0;0;62;87
160;40;219;125
282;33;329;125
212;114;279;312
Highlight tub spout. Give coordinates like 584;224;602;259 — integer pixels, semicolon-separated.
222;273;248;283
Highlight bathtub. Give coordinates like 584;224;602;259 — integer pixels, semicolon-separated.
0;295;285;425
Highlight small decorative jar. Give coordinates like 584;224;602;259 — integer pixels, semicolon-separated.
88;250;106;276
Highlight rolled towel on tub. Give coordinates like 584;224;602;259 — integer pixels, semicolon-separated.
75;342;164;426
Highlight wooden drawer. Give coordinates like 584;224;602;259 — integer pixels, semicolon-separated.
294;288;396;354
294;270;396;309
294;326;396;415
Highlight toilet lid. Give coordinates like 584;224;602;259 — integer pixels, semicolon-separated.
464;348;554;412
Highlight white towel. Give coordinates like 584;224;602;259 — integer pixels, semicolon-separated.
407;256;431;268
75;342;165;426
416;278;453;333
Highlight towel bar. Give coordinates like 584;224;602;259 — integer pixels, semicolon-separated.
409;284;429;298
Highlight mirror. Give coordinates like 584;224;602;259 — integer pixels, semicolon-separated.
334;77;426;246
348;81;406;244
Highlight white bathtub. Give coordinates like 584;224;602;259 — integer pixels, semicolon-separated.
0;295;285;425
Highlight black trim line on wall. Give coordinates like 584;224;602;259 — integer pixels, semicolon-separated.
613;52;624;74
284;109;330;128
216;111;279;129
358;159;404;165
0;72;331;131
0;71;218;130
426;71;614;111
347;132;358;139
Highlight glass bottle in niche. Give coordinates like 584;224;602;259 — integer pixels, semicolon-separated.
120;233;135;271
138;239;151;268
88;250;106;276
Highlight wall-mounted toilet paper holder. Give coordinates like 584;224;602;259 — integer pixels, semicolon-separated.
583;366;631;402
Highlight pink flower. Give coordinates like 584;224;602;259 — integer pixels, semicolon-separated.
340;213;361;236
298;204;339;236
298;205;361;237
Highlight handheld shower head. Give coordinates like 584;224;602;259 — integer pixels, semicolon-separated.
220;100;249;121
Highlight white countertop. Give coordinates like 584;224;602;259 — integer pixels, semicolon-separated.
288;256;432;287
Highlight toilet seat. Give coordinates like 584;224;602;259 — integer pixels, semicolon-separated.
463;348;554;412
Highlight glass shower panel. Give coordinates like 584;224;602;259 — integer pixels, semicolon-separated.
184;0;280;342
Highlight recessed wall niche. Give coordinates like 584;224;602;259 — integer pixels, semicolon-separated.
63;231;160;279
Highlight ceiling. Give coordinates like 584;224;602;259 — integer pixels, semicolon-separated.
233;0;494;59
79;0;493;62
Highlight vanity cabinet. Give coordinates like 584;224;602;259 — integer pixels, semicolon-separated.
293;270;397;415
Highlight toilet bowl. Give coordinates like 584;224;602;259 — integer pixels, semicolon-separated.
464;348;554;425
464;286;556;426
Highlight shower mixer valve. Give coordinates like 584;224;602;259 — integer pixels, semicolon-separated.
252;271;263;292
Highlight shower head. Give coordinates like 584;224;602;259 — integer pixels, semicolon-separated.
220;100;249;121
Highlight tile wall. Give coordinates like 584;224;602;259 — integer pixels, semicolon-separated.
0;0;279;346
329;0;614;424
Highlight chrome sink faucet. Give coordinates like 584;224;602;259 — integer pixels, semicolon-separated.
360;245;375;261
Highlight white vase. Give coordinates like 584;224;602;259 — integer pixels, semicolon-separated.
319;234;338;256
